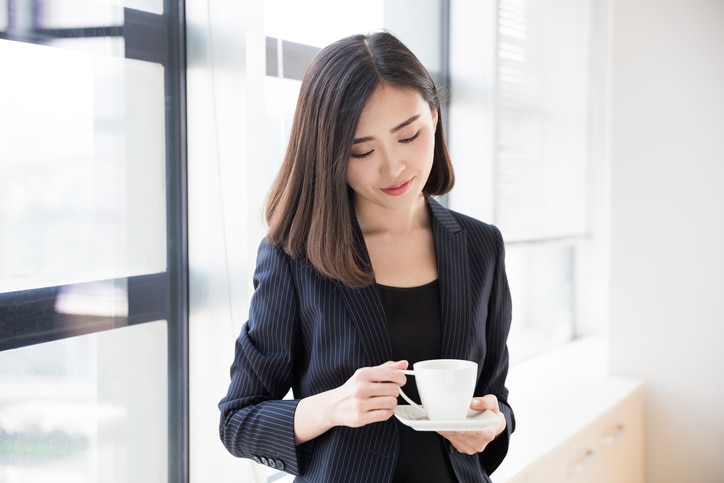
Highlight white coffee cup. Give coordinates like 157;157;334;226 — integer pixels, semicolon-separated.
398;359;478;421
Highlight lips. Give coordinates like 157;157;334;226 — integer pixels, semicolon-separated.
381;179;413;196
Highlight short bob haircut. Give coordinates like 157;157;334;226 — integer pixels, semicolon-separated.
265;31;455;287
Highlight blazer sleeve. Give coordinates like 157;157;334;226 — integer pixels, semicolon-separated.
218;239;305;475
478;225;516;475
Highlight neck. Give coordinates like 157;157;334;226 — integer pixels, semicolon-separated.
355;196;429;235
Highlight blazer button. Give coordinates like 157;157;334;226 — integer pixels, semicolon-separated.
260;457;269;466
268;459;277;469
252;456;261;464
275;459;285;471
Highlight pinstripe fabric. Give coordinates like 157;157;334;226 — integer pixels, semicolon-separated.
219;198;515;482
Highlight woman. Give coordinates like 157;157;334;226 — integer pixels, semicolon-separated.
219;31;514;482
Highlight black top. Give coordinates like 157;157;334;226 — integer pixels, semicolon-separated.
377;280;457;483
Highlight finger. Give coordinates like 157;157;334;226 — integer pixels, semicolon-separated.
381;360;409;369
373;383;403;398
378;394;403;408
464;403;506;437
439;431;493;455
471;394;499;411
365;407;398;423
352;378;403;400
356;362;406;384
376;361;409;385
439;430;485;439
389;360;410;384
361;394;400;411
348;405;397;427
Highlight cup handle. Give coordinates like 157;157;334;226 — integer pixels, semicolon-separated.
398;370;425;414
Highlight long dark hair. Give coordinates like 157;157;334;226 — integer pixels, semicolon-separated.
265;31;454;287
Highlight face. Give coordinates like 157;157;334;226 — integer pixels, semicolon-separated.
346;84;438;216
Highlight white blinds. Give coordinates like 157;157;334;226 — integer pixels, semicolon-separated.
495;0;591;242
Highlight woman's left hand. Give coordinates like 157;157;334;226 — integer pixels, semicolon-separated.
438;394;506;455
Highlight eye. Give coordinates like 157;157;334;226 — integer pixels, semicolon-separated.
351;149;374;159
399;131;420;144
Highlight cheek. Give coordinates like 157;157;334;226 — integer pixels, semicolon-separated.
412;132;436;166
346;160;368;188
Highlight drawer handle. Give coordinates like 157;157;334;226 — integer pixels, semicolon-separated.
568;450;595;474
602;424;626;445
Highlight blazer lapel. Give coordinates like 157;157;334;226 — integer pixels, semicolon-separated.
338;283;393;365
338;220;393;365
428;199;472;360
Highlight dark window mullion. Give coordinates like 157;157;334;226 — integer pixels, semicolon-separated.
155;0;188;481
124;7;168;65
0;273;170;352
123;3;189;481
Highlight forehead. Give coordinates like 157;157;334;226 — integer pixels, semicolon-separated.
356;84;429;131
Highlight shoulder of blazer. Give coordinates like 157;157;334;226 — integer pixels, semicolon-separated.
427;197;503;243
427;197;463;234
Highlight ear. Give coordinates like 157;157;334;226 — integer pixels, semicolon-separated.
432;108;439;130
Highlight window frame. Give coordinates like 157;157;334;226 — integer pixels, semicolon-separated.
0;2;189;481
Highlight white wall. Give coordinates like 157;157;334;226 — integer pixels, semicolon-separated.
609;1;724;482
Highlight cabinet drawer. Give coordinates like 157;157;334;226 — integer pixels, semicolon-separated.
524;429;592;483
591;385;645;483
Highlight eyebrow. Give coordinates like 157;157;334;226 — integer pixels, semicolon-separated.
352;114;421;144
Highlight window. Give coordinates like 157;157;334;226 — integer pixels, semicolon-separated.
0;1;187;481
449;0;606;363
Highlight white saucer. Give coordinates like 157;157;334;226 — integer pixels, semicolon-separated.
394;405;498;431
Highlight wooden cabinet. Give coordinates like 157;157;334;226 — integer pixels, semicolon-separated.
521;385;644;483
494;343;645;483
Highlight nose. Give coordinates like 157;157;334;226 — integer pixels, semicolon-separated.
379;145;405;178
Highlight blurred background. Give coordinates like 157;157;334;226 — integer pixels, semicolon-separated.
0;0;722;482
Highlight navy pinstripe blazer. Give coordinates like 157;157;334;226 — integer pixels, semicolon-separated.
219;198;515;482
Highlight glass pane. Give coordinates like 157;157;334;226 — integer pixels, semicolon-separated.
115;0;164;15
0;40;167;293
264;0;384;47
38;0;163;25
494;0;591;241
505;244;574;362
0;320;168;482
264;76;302;178
38;0;124;29
0;0;7;31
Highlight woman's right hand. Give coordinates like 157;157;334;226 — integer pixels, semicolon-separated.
331;360;409;427
294;360;408;444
